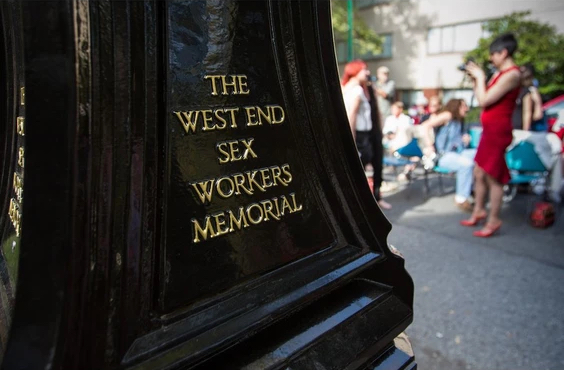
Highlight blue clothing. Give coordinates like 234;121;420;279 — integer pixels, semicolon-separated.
435;119;476;200
438;149;477;200
435;120;464;154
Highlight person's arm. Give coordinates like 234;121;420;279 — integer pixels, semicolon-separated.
466;62;521;108
382;116;395;135
522;93;533;131
529;87;544;121
345;94;361;139
418;112;452;152
384;80;396;100
420;111;452;129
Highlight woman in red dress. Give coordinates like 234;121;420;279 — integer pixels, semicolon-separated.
461;34;522;237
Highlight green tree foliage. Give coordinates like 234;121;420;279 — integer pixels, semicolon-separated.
331;1;383;58
465;11;564;97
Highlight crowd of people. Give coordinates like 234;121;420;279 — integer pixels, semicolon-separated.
342;33;563;237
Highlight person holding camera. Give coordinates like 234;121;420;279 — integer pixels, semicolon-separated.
375;66;395;125
461;33;521;237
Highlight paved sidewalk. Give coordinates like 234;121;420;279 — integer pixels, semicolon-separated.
375;169;564;369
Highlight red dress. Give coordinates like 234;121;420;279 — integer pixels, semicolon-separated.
475;66;520;184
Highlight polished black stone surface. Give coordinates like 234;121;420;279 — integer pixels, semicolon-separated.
0;1;415;369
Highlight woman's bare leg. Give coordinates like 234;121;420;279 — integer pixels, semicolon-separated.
472;165;488;217
486;175;503;226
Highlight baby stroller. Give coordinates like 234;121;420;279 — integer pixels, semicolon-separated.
504;141;550;202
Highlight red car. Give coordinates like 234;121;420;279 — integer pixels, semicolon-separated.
544;94;564;131
543;94;564;150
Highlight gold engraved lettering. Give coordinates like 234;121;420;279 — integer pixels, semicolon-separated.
224;108;240;128
281;164;293;183
216;177;235;198
204;75;222;96
191;179;215;204
244;106;258;126
192;215;216;243
13;172;22;190
259;168;273;188
216;138;257;164
245;170;265;193
260;199;280;221
201;110;215;131
174;107;239;134
13;173;23;203
257;106;272;124
8;198;21;236
213;109;228;128
189;164;294;204
237;75;250;94
173;111;198;134
246;203;264;225
191;192;303;243
20;87;25;105
244;105;285;127
204;74;250;96
290;192;303;212
271;166;285;187
213;213;230;236
17;117;25;136
229;206;249;231
220;75;239;95
269;105;285;124
281;196;294;214
233;173;253;196
18;147;25;168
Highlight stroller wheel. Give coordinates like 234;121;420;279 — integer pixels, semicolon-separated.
503;184;517;203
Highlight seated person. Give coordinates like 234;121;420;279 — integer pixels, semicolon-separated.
383;101;413;152
419;98;476;212
419;95;442;125
512;63;544;131
411;96;428;125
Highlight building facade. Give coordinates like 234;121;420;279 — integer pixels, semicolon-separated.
337;0;564;106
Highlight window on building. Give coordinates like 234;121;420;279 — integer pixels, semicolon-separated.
428;21;488;54
335;34;393;63
355;0;389;9
356;34;392;60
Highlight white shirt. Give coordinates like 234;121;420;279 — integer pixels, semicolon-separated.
383;113;412;135
383;113;413;150
343;85;372;132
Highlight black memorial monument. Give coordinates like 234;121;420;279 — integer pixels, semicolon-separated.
0;1;416;369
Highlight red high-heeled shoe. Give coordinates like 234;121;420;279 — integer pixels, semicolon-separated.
473;222;502;237
460;214;487;227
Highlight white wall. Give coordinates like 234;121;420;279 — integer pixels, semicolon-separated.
356;0;564;90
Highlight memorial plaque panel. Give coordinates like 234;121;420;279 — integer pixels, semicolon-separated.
162;0;335;310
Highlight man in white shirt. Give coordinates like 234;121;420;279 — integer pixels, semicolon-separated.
375;66;395;125
383;101;413;152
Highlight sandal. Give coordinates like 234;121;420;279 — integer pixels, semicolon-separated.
460;212;487;227
473;222;502;237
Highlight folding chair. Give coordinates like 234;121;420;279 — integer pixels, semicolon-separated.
504;141;550;203
383;139;423;186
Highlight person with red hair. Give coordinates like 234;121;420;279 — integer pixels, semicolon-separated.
342;60;392;209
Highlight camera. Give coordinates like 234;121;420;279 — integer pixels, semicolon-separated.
457;57;475;72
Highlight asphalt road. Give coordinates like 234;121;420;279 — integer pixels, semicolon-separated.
378;171;564;370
